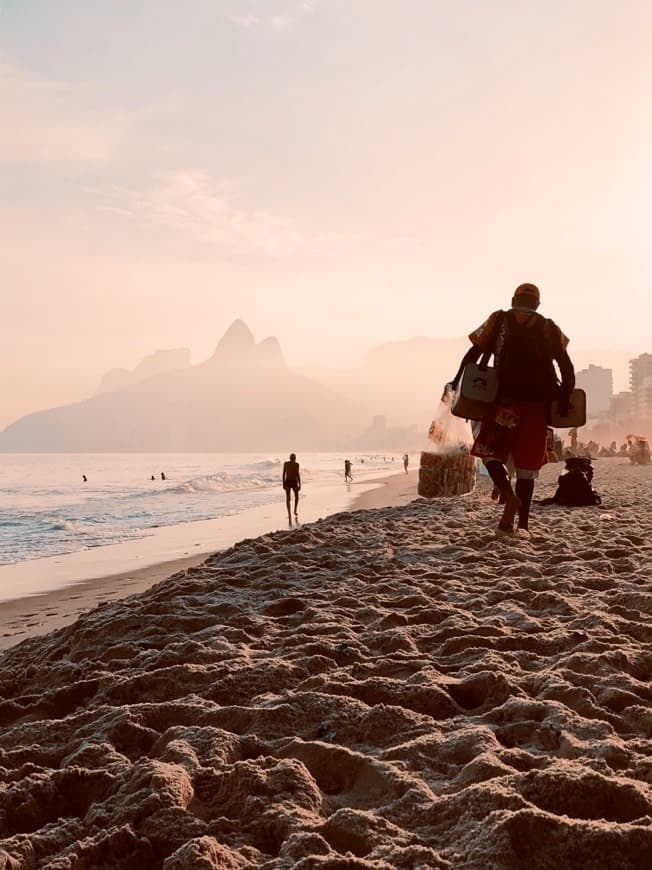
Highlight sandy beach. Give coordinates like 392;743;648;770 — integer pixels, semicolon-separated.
0;472;418;650
1;459;651;867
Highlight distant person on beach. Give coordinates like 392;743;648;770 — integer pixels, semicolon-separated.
403;453;409;473
161;472;166;480
151;475;156;480
449;283;575;536
344;459;353;482
569;428;578;452
82;474;87;483
282;453;301;519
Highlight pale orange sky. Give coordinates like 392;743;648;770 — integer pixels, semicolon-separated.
1;0;649;428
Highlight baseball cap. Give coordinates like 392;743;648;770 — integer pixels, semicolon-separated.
513;283;541;304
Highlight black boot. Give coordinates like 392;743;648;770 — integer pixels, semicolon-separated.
515;478;534;531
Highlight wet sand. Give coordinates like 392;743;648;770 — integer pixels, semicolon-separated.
0;459;650;867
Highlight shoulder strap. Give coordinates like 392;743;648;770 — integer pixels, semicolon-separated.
478;311;504;370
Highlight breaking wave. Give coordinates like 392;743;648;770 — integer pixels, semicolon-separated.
175;471;280;494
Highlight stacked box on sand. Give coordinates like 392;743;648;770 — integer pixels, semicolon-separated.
418;451;477;498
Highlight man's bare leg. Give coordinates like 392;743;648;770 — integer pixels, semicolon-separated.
285;490;292;521
294;491;299;517
485;460;521;533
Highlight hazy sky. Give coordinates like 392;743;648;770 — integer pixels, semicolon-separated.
1;0;649;427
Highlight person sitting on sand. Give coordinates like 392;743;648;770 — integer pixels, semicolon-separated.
449;283;575;536
630;438;651;465
283;453;301;519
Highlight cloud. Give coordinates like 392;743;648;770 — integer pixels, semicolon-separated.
224;12;260;28
0;57;128;167
224;0;316;33
93;171;312;257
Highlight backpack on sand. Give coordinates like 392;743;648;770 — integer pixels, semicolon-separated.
540;457;601;507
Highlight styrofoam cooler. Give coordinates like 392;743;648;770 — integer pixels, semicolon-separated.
418;450;477;498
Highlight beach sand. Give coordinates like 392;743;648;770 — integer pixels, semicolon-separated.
0;459;651;867
0;472;418;650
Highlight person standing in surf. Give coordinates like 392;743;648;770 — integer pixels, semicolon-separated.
449;283;575;536
282;453;301;521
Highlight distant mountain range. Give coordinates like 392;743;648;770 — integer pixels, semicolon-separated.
0;322;366;452
299;335;470;427
0;319;636;452
95;348;192;396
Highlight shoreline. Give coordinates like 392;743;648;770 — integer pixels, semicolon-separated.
0;469;418;650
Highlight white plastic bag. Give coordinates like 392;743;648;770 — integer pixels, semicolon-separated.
427;392;474;454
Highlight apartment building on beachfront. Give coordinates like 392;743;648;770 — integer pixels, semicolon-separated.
629;353;652;418
576;364;613;415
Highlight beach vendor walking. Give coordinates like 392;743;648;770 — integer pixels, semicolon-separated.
449;283;575;536
282;453;301;520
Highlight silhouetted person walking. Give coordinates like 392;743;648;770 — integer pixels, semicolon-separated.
450;283;575;536
403;453;409;473
344;459;353;482
283;453;301;520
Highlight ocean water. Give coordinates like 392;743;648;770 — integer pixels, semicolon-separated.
0;453;402;565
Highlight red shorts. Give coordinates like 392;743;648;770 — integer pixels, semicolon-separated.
472;402;548;472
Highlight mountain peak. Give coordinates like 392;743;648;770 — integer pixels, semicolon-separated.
214;320;256;356
257;336;285;368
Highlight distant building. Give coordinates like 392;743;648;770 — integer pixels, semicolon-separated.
575;364;613;416
609;391;634;421
630;354;652;418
